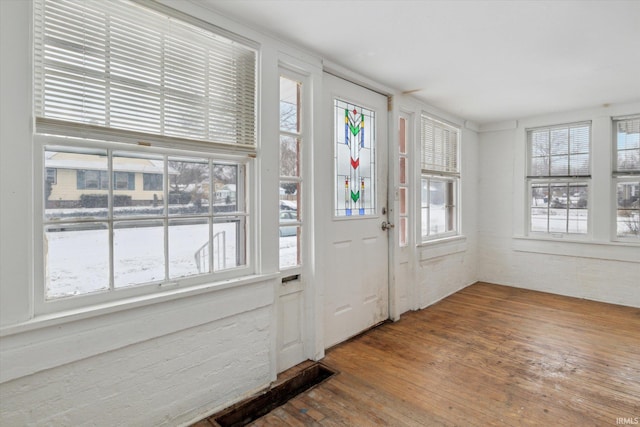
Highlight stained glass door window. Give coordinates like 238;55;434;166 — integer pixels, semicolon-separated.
334;99;376;217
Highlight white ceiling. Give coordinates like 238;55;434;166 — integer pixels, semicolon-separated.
201;0;640;125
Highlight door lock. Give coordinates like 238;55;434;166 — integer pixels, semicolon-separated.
381;221;395;231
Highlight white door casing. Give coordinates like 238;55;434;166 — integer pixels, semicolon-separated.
322;73;390;349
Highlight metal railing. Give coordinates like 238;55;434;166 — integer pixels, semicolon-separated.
194;231;226;273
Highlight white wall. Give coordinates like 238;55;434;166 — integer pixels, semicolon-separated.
392;98;480;313
415;125;479;309
478;104;640;307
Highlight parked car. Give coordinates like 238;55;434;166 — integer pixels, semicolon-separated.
279;210;298;237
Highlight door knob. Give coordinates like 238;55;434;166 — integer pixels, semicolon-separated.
381;221;395;231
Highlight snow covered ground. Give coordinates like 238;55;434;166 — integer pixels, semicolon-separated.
46;222;298;299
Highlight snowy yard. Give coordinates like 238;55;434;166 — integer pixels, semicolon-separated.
46;222;298;299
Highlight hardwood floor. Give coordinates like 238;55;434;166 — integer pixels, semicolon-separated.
203;282;640;426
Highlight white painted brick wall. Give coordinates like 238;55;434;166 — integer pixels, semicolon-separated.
0;306;271;427
477;107;640;308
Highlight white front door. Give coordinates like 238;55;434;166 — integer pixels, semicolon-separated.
323;73;390;348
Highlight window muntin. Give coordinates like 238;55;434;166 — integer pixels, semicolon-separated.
527;122;591;236
279;75;302;269
420;115;460;240
613;116;640;241
43;145;248;300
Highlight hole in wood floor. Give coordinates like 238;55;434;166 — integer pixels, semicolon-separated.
211;362;336;427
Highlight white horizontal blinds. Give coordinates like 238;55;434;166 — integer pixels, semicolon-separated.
528;122;590;177
421;115;459;175
614;116;640;173
34;0;257;146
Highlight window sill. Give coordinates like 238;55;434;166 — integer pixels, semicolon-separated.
512;236;640;263
1;273;279;338
418;235;467;262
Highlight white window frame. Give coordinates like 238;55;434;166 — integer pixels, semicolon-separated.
33;0;259;314
526;121;592;237
278;69;306;271
420;114;460;242
612;115;640;243
35;135;255;314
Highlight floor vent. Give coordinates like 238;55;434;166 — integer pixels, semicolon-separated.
211;362;336;427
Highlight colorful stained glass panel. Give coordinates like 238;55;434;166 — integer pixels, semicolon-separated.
334;99;375;217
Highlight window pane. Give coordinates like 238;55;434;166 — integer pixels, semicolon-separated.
550;155;569;176
399;217;408;247
616;182;640;238
213;164;239;213
615;118;640;172
45;149;108;221
168;157;210;215
446;180;456;232
279;226;300;269
399;187;407;215
334;99;375;217
548;208;568;233
530;156;549;176
549;183;569;232
550;128;569;155
399;157;406;184
45;223;109;299
569;126;589;154
280;136;299;177
113;220;165;287
421;206;429;238
567;184;588;234
429;180;446;235
421;178;429;209
618;150;640;172
530;183;549;232
531;131;549;157
569;153;589;175
169;219;209;279
114;152;165;217
213;217;245;271
399;117;407;154
280;77;300;133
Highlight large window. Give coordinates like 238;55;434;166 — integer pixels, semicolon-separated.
35;0;257;311
527;122;590;235
420;115;460;240
613;116;640;241
279;74;303;269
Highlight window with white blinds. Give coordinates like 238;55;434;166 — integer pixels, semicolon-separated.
613;116;640;241
34;0;257;146
614;116;640;174
528;122;591;178
421;115;459;176
527;122;591;235
420;115;460;240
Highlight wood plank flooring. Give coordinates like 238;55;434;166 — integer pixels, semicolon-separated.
203;282;640;426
